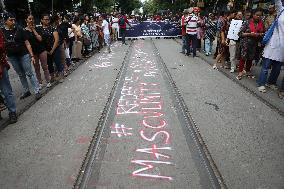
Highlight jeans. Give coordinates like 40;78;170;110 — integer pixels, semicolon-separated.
204;38;213;54
120;28;126;44
47;46;64;75
0;68;16;113
186;34;197;56
281;77;284;92
257;58;283;87
8;54;40;94
181;36;186;53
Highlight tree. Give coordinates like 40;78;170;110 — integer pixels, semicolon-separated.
93;0;115;13
117;0;142;14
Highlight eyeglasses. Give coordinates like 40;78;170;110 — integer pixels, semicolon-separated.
8;18;16;22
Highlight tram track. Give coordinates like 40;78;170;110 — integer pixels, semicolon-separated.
173;39;284;117
151;39;226;189
73;39;226;189
73;42;134;189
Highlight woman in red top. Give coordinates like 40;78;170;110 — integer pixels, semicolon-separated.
237;8;265;80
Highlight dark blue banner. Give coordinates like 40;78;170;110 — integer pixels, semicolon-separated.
118;21;181;39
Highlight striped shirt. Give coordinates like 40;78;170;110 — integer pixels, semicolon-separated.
185;15;199;35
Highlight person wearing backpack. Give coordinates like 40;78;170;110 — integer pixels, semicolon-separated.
118;13;131;45
257;0;284;98
0;29;17;124
2;13;41;100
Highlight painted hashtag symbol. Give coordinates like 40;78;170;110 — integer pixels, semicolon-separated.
111;123;133;138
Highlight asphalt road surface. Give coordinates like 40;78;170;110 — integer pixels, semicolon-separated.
0;39;283;189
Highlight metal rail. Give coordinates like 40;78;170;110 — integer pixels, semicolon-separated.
73;43;133;189
151;39;227;189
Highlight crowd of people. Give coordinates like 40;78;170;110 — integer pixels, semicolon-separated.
0;0;283;124
180;0;284;101
0;11;132;124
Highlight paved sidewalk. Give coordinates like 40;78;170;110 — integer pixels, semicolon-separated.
175;38;284;113
0;50;97;130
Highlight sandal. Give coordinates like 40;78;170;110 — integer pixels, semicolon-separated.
247;74;256;79
236;75;242;80
213;65;218;70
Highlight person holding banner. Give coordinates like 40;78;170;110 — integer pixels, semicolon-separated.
118;13;132;45
227;11;243;73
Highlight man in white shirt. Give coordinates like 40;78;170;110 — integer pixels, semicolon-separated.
185;8;199;57
102;14;111;53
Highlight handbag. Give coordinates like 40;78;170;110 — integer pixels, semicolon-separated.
262;9;284;45
83;37;91;46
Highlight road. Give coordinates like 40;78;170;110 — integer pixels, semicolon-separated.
0;39;283;189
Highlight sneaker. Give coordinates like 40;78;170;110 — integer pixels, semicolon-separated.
46;82;52;88
9;112;17;124
230;68;235;73
205;53;209;56
35;93;42;100
20;91;31;100
266;84;278;90
258;86;267;93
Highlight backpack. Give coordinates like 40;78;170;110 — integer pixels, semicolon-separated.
119;17;125;26
262;9;284;45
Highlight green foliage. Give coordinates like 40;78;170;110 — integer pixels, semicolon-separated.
93;0;115;13
117;0;142;14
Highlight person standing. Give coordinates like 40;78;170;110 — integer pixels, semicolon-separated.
111;13;119;41
118;13;131;45
89;16;99;51
38;14;64;83
81;15;92;57
236;9;265;80
0;29;17;124
213;10;234;69
2;13;41;100
72;17;83;60
180;9;189;54
265;4;277;29
101;14;111;53
185;8;200;57
24;14;51;89
204;13;217;56
257;0;284;98
227;11;243;73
